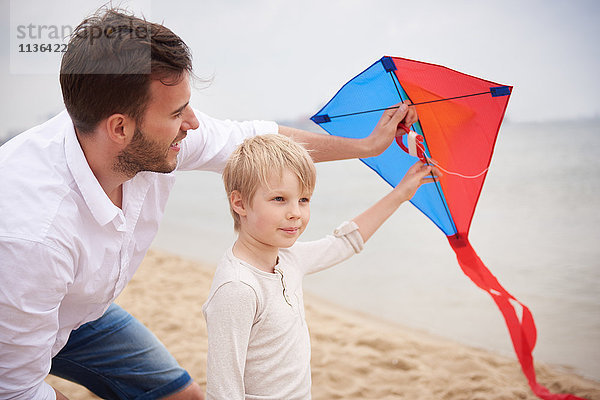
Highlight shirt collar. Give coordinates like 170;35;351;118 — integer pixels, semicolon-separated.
63;113;121;227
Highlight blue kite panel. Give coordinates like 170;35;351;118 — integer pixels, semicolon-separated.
311;57;457;236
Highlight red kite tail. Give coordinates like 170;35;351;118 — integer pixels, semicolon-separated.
448;236;588;400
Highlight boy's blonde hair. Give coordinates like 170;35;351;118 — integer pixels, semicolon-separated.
223;134;317;231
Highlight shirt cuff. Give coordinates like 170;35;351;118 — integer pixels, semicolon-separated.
253;120;279;135
41;382;57;400
333;221;364;253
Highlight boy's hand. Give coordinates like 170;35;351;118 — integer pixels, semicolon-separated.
394;160;438;202
351;160;438;243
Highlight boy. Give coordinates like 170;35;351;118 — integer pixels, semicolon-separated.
202;134;434;399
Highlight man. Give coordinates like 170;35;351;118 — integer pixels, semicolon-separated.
0;8;416;400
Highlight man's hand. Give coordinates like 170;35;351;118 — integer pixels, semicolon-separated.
363;101;418;158
278;100;418;162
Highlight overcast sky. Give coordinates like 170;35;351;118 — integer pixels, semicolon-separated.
1;0;599;138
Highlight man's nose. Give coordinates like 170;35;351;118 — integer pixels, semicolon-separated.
181;107;199;131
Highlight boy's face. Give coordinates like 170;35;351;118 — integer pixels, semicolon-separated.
241;168;311;250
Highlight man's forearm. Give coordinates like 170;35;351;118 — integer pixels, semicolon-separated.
278;102;415;163
278;125;378;162
54;387;69;400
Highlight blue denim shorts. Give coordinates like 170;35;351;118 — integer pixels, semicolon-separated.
50;303;192;400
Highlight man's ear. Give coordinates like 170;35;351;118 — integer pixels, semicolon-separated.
105;114;135;145
230;190;247;218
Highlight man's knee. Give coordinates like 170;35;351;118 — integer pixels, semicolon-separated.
164;382;204;400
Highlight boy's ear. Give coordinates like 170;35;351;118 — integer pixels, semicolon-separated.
230;190;247;217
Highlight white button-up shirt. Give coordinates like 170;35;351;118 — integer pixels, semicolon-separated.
0;110;278;400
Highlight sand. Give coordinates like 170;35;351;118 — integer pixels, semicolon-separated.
46;250;600;399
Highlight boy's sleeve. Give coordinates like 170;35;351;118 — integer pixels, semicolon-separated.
292;220;364;275
176;110;278;173
203;281;257;400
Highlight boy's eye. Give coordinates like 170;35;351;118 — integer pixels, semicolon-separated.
299;197;310;203
273;196;284;202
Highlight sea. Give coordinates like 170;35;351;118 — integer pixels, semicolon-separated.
151;119;600;381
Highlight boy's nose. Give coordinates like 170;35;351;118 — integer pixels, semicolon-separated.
287;203;301;219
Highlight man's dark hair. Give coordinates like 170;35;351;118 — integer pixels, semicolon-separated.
59;8;193;133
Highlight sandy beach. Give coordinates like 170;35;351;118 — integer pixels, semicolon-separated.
46;250;600;399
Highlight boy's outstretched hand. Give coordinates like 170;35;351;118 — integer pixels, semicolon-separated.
393;160;438;203
352;160;439;243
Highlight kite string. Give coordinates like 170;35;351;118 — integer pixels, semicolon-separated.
425;157;489;179
411;139;489;179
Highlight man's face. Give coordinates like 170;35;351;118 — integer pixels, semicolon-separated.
114;73;199;176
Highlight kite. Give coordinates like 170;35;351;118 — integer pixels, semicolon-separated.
311;56;585;400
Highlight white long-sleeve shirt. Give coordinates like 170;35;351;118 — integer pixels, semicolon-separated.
202;221;364;400
0;110;277;400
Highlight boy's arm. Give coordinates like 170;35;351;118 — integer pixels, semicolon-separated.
291;161;434;275
279;102;416;162
352;161;434;243
204;282;256;400
288;221;364;276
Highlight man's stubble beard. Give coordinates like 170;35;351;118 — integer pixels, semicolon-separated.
113;127;176;177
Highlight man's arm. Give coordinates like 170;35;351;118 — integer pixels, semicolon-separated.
0;240;71;400
279;102;416;162
54;388;69;400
